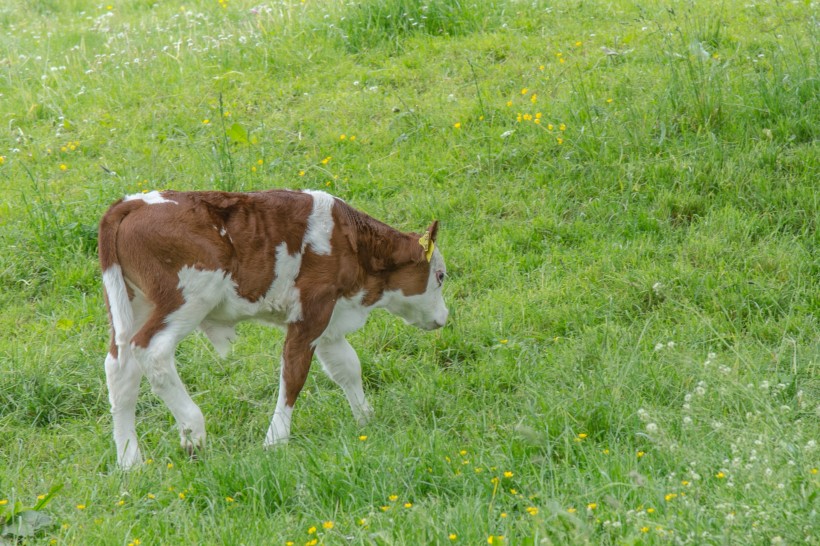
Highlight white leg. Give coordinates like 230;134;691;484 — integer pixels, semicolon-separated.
136;335;206;454
105;350;143;469
265;364;293;447
315;337;374;426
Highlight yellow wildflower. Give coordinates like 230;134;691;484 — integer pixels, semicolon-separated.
716;472;726;479
526;506;539;516
449;534;457;541
520;88;528;95
389;494;399;502
323;521;334;529
530;94;537;104
587;503;597;510
404;502;413;508
321;156;331;165
358;435;368;441
640;526;649;533
59;164;68;171
226;496;235;502
503;471;513;478
559;123;567;131
76;504;86;510
567;507;577;513
454;122;461;129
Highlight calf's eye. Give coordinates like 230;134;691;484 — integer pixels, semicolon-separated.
436;270;446;286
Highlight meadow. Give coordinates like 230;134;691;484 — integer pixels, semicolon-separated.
0;0;817;544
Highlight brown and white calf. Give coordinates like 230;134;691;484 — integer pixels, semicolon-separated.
98;189;447;468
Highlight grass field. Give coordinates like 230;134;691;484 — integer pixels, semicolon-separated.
0;0;817;544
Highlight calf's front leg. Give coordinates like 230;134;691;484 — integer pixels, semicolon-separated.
315;337;374;426
264;329;317;447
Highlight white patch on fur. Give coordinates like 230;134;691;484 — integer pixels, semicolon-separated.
317;291;372;343
379;248;448;330
103;265;134;347
173;244;303;356
266;243;303;323
302;190;334;255
124;190;178;205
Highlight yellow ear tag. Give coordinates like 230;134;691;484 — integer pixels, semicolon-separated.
419;231;435;262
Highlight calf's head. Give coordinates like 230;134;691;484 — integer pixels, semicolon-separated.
381;221;449;330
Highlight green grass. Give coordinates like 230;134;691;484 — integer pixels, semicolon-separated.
0;0;817;544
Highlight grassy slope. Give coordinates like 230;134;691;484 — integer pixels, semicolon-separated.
0;0;817;544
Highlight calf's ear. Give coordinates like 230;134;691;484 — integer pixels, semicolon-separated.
427;220;439;243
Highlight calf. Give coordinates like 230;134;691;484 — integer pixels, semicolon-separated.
98;189;448;469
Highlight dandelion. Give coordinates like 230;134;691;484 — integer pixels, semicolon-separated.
811;468;818;475
167;462;174;469
575;41;582;47
520;88;528;95
556;137;564;145
567;507;577;513
681;480;690;486
665;493;678;502
358;435;368;441
357;518;368;526
306;540;318;546
60;164;68;171
559;58;566;64
516;113;523;123
0;500;7;506
349;135;356;141
298;170;305;176
491;477;499;485
321;156;331;165
578;433;588;439
226;496;235;502
503;471;514;478
388;494;399;502
460;450;468;456
0;156;5;165
454;122;461;129
76;504;86;510
404;502;413;508
535;112;542;119
640;527;650;533
716;472;726;479
539;65;545;71
203;119;210;124
637;451;645;458
510;489;517;495
526;506;539;516
506;101;513;107
117;499;125;507
146;494;155;500
500;512;508;518
647;507;655;514
523;114;533;121
178;492;185;500
380;505;390;512
587;503;597;510
340;134;346;140
308;526;317;534
257;159;264;165
559;123;567;131
606;98;613;103
323;521;334;529
530;94;537;104
449;534;457;541
145;458;153;464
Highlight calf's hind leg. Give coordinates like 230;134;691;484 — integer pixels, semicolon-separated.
105;344;144;469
